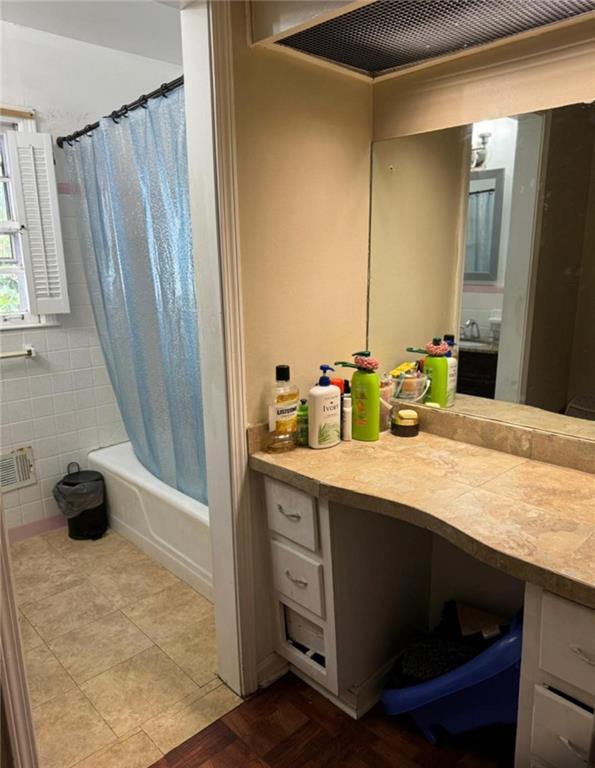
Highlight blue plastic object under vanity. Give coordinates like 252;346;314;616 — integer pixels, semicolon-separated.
382;617;522;745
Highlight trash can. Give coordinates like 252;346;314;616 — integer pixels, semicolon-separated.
53;462;107;541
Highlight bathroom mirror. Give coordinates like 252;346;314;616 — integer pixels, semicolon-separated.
368;102;595;436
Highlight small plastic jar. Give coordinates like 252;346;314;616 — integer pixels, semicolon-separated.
391;408;420;438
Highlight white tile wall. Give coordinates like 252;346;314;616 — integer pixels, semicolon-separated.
0;192;128;529
461;290;504;338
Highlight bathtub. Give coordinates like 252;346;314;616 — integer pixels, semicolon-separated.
88;442;212;601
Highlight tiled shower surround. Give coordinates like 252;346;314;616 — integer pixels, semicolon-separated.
0;189;127;529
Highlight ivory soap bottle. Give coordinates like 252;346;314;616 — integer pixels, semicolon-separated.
308;365;341;449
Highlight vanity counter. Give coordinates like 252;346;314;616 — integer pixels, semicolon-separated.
250;431;595;609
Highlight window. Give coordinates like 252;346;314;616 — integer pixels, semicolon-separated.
464;169;504;282
0;109;69;328
0;121;27;318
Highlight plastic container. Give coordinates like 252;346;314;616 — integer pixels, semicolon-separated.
268;364;299;453
297;399;309;447
379;375;393;432
393;374;430;403
391;409;419;438
406;339;458;408
382;617;522;745
53;462;107;541
308;365;341;449
335;352;380;442
342;387;352;442
424;355;457;409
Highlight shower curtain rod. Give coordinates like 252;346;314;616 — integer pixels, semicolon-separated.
56;75;184;148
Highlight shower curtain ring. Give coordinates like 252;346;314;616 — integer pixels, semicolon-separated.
160;83;169;98
139;95;149;108
110;111;120;124
120;105;129;118
84;124;93;137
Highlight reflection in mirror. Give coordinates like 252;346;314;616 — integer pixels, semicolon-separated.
368;102;595;427
465;168;504;283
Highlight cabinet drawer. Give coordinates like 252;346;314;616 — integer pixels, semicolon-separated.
531;685;593;768
270;540;324;617
265;477;318;551
285;605;325;657
540;592;595;696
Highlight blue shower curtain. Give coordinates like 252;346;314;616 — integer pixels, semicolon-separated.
66;88;207;504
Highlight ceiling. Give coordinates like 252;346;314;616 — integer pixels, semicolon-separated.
0;1;182;64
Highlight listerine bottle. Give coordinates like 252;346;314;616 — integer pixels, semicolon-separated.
268;365;299;453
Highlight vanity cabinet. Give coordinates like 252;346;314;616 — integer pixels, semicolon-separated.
260;473;595;764
263;476;431;716
516;584;595;768
457;349;498;399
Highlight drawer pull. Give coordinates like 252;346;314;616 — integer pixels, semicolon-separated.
277;504;302;522
284;569;308;588
570;644;595;667
558;735;589;764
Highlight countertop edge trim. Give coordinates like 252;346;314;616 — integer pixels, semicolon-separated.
249;455;595;611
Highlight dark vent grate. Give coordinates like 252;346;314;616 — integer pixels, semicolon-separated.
278;0;595;75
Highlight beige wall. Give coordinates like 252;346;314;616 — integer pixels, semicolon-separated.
368;127;470;372
374;19;595;141
235;5;595;425
231;1;372;424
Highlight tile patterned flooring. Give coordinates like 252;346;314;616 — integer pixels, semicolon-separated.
11;529;241;768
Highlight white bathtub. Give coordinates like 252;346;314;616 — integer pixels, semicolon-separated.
88;442;212;600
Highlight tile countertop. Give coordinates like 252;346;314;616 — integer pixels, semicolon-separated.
249;432;595;610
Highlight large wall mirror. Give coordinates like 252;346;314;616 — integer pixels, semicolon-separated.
368;102;595;434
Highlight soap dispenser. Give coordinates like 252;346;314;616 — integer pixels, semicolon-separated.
335;352;380;442
308;365;341;449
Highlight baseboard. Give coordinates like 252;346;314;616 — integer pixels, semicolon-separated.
7;515;66;544
290;667;359;718
289;656;393;720
344;655;395;717
257;652;289;689
109;517;214;602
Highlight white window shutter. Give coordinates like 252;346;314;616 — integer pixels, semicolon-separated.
6;132;70;314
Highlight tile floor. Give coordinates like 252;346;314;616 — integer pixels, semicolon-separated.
11;528;241;768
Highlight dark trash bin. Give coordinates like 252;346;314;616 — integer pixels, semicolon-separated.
53;462;107;540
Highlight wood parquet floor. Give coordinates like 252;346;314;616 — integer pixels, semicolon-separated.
149;674;515;768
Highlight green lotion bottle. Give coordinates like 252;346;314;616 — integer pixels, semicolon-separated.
335;352;380;442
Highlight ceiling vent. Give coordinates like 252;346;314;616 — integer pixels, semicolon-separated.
277;0;595;76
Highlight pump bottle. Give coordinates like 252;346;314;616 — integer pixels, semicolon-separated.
308;365;341;449
335;352;380;442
